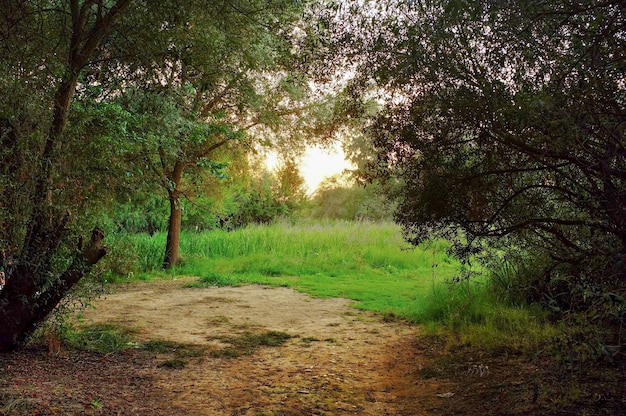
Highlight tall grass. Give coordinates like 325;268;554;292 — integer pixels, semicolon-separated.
105;220;555;350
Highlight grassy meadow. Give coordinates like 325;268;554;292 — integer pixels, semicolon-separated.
105;220;556;350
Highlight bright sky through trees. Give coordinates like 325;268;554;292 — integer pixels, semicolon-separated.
300;145;353;194
265;144;353;194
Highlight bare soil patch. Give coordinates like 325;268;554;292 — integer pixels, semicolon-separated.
1;277;624;415
78;277;425;415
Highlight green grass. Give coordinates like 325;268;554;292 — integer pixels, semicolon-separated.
106;220;556;351
64;324;139;354
109;221;459;314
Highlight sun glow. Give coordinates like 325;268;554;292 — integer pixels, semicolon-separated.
265;144;354;195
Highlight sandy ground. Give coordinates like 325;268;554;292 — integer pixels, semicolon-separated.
5;277;619;415
77;277;441;415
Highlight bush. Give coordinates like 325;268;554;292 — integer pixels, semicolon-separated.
486;249;626;363
306;175;395;221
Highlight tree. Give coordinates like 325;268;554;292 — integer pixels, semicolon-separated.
117;87;240;268
0;0;321;349
0;0;135;351
361;0;626;327
307;173;394;221
228;169;291;228
106;0;319;268
276;157;308;209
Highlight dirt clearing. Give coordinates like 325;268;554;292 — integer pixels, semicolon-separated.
78;277;431;415
2;277;623;415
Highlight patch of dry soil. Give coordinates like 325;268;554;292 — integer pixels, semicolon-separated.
80;277;435;415
4;278;620;415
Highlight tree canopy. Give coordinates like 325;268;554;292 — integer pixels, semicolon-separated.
0;0;338;350
356;0;625;316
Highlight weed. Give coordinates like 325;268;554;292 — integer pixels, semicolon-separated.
65;324;138;354
0;396;32;415
90;399;103;409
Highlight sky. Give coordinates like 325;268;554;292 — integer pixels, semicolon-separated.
300;145;353;194
265;144;354;195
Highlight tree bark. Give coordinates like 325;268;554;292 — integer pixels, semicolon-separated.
163;160;185;269
0;228;107;351
163;194;183;269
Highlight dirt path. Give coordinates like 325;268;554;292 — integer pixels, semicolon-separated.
79;277;442;415
2;278;623;415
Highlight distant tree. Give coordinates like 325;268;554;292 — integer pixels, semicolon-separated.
276;157;308;209
308;174;394;221
222;169;286;229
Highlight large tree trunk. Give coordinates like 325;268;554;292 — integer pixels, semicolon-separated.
0;228;107;351
163;160;185;269
163;194;183;269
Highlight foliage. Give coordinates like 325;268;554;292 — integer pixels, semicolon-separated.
219;164;307;230
224;172;291;228
275;158;309;208
349;0;626;360
306;173;395;221
103;156;308;237
112;194;169;234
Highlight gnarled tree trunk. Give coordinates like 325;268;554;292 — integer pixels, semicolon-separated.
0;0;131;351
0;228;107;351
163;160;185;269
